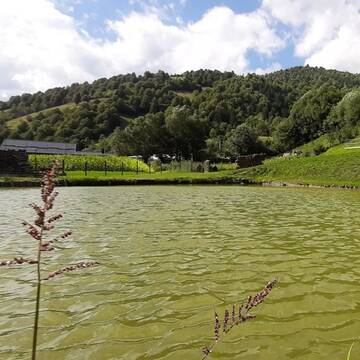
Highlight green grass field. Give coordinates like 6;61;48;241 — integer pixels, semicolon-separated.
4;103;135;130
60;170;237;186
0;170;237;187
237;138;360;187
63;170;234;180
174;91;196;100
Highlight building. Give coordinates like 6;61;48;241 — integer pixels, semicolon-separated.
0;139;76;155
0;149;31;174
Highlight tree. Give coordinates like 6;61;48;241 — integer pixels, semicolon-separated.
0;120;9;142
165;105;207;159
278;84;343;149
2;67;360;154
224;124;263;157
17;120;30;133
73;93;82;105
109;127;129;155
272;118;296;152
109;113;170;158
97;134;110;153
326;89;360;133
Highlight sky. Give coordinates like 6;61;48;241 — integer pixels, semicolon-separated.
1;0;360;99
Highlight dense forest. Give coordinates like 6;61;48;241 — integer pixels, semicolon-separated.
1;66;360;160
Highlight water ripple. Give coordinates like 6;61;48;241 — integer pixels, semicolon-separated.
0;186;360;359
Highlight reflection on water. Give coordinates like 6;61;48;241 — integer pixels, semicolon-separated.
0;186;360;359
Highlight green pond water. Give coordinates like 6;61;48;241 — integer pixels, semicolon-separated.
0;186;360;360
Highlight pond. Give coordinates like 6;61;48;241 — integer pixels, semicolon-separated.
0;186;360;360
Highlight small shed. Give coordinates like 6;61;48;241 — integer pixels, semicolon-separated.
0;150;31;174
0;139;76;155
236;154;269;169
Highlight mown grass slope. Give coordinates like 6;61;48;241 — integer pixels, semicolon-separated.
237;138;360;187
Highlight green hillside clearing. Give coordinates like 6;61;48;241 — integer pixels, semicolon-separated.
5;103;76;129
237;137;360;187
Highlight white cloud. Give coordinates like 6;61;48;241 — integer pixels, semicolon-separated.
105;7;284;74
0;0;284;99
0;0;106;99
263;0;360;72
4;0;360;100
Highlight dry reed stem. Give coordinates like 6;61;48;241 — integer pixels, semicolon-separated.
201;279;277;359
43;261;100;280
0;257;38;266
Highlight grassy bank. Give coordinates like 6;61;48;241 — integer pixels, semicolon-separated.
237;138;360;188
0;170;244;187
61;170;239;185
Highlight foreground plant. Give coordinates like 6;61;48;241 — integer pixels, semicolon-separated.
201;279;277;359
0;161;99;360
347;342;355;360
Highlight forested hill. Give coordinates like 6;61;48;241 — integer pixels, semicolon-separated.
1;66;360;160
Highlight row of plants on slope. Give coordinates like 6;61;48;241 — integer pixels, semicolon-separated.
0;66;359;161
28;154;148;172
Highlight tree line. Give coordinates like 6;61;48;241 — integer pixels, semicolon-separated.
1;66;360;160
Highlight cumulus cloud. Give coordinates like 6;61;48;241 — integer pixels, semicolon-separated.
0;0;107;99
3;0;360;100
263;0;360;72
0;0;284;99
106;7;284;74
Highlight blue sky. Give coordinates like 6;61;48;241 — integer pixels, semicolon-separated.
57;1;263;29
0;0;359;98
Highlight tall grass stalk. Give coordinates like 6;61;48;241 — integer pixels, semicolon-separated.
32;226;43;360
1;161;99;359
347;342;354;360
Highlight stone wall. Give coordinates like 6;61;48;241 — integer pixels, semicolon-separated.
236;154;269;169
0;150;31;174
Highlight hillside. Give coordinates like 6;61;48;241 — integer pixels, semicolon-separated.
237;137;360;188
5;103;76;130
0;66;360;160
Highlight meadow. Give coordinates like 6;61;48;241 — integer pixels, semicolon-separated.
237;137;360;188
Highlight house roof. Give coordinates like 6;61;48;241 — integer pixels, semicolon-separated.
0;139;76;154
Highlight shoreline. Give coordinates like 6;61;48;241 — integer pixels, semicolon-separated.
0;176;253;188
259;181;359;190
0;176;358;190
